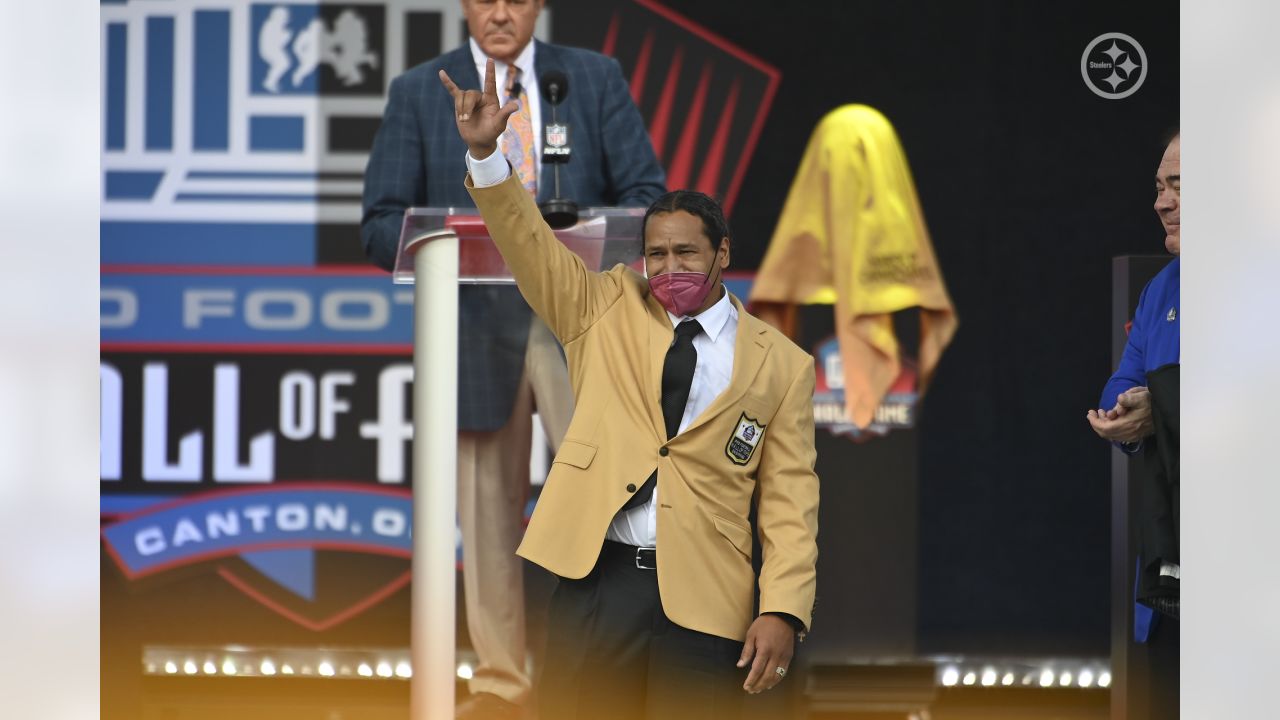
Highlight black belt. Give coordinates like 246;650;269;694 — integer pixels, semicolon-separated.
602;540;657;570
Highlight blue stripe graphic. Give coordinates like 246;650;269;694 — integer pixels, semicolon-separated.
102;495;170;515
100;272;413;345
723;277;752;300
106;24;127;150
193;11;230;150
187;171;326;180
174;194;356;202
101;488;414;576
102;222;316;265
105;171;166;200
249;116;306;151
145;17;174;150
241;549;315;600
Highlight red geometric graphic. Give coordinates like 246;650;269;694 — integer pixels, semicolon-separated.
601;0;781;215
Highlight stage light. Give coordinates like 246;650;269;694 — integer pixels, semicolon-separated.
1078;669;1095;687
1059;671;1073;686
980;668;997;686
203;661;216;675
164;661;178;674
1022;673;1035;685
318;661;336;677
358;663;374;678
376;661;393;678
457;663;474;680
1098;671;1112;688
1039;669;1054;687
395;661;412;678
222;659;237;675
1001;672;1015;686
281;664;294;675
962;671;976;686
183;660;198;675
940;666;960;686
260;659;276;676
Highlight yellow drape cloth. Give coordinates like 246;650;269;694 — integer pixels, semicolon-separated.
750;104;957;428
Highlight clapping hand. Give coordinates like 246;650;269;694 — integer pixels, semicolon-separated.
1087;386;1154;443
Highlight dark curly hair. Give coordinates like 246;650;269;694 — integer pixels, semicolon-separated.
641;190;731;252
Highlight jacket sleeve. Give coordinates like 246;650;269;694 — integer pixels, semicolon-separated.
1098;280;1153;453
755;359;820;632
467;173;624;344
598;58;666;207
361;74;425;271
1099;280;1151;411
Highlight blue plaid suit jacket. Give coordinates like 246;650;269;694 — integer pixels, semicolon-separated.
362;41;666;431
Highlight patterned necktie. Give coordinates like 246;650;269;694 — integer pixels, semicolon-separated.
502;66;538;197
621;319;703;511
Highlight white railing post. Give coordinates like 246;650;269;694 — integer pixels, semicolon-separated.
410;234;458;719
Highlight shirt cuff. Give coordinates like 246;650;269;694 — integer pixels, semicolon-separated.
764;611;806;634
465;147;510;188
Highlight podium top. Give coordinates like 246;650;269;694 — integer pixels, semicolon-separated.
393;207;646;284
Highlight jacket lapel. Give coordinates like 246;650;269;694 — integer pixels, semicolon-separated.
681;294;772;436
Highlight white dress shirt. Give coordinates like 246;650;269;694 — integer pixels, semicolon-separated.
465;150;739;547
468;38;543;184
605;289;738;547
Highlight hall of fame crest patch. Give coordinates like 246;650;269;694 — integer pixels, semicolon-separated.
725;413;766;465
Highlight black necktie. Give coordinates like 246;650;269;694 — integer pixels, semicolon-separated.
622;319;702;511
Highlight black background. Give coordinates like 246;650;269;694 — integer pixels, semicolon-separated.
554;0;1178;655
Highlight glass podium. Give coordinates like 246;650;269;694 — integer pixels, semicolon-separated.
393;207;647;283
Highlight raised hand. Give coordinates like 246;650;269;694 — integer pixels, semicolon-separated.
439;58;519;161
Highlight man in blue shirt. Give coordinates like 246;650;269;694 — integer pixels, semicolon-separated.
1089;133;1180;446
1087;131;1180;719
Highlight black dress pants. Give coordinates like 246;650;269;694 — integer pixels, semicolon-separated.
537;541;746;720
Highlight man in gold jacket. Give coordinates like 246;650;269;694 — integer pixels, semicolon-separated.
441;61;819;720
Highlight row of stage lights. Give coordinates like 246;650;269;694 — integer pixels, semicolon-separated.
142;646;479;682
144;646;1106;692
149;658;426;679
937;665;1110;689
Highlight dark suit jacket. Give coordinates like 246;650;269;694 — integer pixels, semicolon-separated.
362;41;666;431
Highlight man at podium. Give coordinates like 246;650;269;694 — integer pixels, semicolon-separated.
361;2;665;718
440;60;819;720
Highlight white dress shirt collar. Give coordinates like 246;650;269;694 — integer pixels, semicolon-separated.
666;284;733;342
468;37;536;97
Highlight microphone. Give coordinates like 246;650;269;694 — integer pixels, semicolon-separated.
538;70;577;229
539;70;567;105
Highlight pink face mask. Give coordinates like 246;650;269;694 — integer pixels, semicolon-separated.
648;267;718;317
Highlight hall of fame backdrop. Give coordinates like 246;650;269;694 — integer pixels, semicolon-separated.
99;0;800;642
